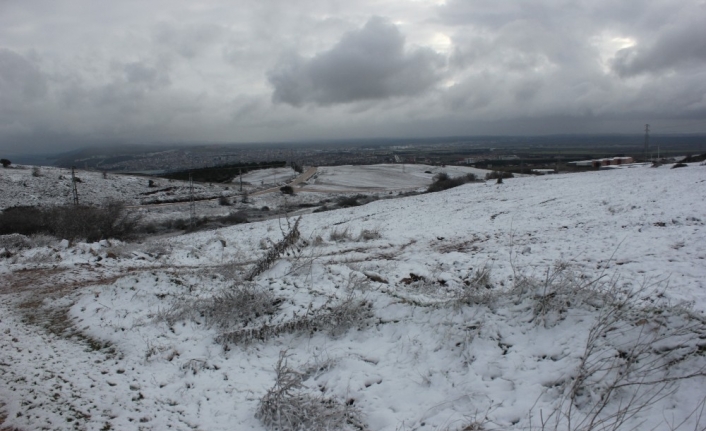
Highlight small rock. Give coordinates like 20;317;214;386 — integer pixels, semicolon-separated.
521;246;531;255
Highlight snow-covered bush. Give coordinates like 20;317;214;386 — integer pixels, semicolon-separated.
216;294;373;345
257;351;365;431
160;284;282;330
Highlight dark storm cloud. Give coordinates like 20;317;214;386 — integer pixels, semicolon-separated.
267;17;444;106
1;0;705;155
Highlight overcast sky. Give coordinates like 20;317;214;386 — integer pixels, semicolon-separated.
1;0;705;154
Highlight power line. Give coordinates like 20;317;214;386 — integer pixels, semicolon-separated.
71;166;79;205
189;172;196;228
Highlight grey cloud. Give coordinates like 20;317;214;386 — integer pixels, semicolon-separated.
123;61;170;89
0;49;47;105
267;17;444;106
611;10;706;77
153;22;224;59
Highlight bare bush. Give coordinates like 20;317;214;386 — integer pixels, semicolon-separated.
0;201;139;241
218;195;231;206
337;195;362;208
257;351;365;431
0;233;33;251
160;284;282;330
47;200;140;242
454;264;495;306
427;173;478;193
512;261;592;328
0;206;46;236
222;211;248;224
522;266;706;431
485;171;514;180
247;216;302;281
216;294;373;345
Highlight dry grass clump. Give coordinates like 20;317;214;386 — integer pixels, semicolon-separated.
357;229;382;241
257;351;365;431
328;227;381;242
454;264;495;306
329;226;353;242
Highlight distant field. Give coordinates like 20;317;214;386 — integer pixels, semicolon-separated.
302;164;491;192
239;167;298;186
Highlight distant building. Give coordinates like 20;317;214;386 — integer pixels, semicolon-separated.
567;157;634;168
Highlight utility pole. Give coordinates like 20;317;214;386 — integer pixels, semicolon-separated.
189;172;196;228
239;168;243;192
71;166;79;205
643;124;650;161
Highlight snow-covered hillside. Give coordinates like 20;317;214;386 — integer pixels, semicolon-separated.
0;165;232;209
1;163;705;431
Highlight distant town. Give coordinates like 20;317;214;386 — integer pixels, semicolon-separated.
40;134;706;178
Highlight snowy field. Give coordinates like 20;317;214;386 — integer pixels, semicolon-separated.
0;165;233;210
1;163;706;431
0;164;474;224
238;167;298;187
303;164;490;192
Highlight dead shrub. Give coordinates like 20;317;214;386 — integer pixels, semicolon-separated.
0;201;139;241
257;351;365;431
427;173;478;193
246;216;301;281
485;171;514;180
160;284;282;330
216;294;373;345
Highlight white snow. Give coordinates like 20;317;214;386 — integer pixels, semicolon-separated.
1;163;705;430
302;164;489;192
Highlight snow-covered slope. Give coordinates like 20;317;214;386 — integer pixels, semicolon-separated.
1;163;705;431
0;165;230;209
304;163;489;192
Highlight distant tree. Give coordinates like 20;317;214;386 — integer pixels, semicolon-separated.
280;185;294;195
291;162;304;174
1;159;11;168
218;196;231;206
